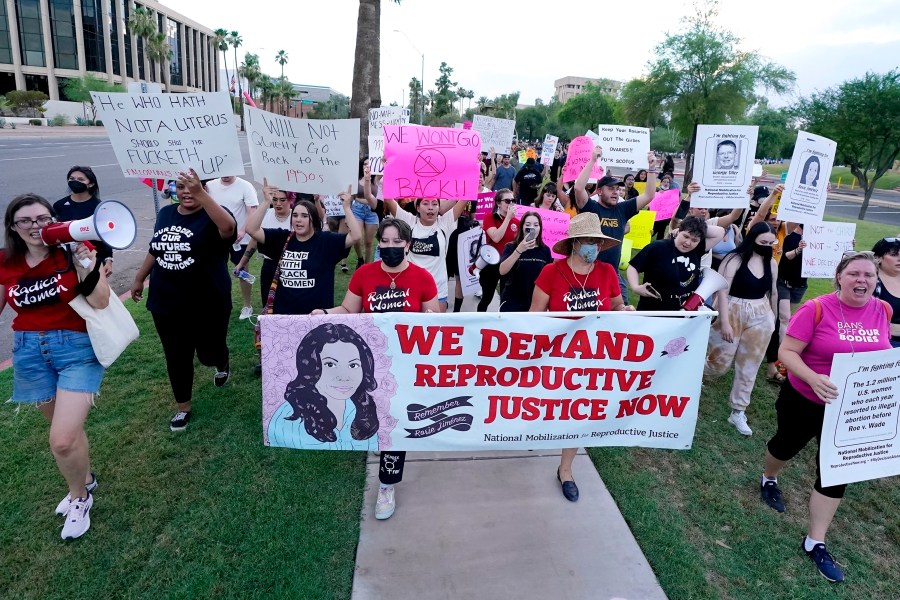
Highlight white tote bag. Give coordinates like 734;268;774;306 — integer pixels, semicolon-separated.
69;292;140;368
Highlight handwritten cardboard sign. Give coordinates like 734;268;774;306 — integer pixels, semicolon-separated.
368;135;386;175
90;91;243;179
382;125;481;200
777;131;837;224
457;227;484;297
562;135;605;183
801;221;855;278
541;135;559;166
244;106;359;195
472;115;516;153
691;125;759;209
529;206;571;259
321;194;344;218
597;124;650;169
368;106;410;132
648;189;681;221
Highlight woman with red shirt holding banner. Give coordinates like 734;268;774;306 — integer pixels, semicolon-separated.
530;212;634;502
478;188;519;312
314;217;439;521
0;193;111;540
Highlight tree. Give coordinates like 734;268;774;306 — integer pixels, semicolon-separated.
214;29;230;91
476;96;488;113
350;0;401;149
5;90;48;117
274;77;295;116
257;76;276;112
796;70;900;219
228;31;245;129
556;82;619;132
146;32;173;92
63;74;124;122
309;93;350;119
128;8;159;83
744;99;794;159
432;62;457;118
239;53;261;102
621;1;794;184
275;50;288;80
649;126;686;154
407;77;422;123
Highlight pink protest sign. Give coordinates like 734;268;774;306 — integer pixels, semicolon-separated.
474;191;496;220
648;189;681;221
529;206;571;259
382;125;481;200
562;135;604;183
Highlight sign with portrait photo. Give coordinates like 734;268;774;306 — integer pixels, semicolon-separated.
691;125;759;209
776;131;837;224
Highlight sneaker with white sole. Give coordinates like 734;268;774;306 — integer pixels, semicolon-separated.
170;411;191;432
61;493;93;540
239;306;253;320
728;411;753;436
214;363;230;387
55;472;98;516
375;485;396;520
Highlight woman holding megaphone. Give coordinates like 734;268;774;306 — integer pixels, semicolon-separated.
0;193;111;540
54;166;113;277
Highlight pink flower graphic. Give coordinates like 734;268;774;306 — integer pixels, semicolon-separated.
661;337;689;357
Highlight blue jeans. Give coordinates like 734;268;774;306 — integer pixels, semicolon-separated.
12;330;105;403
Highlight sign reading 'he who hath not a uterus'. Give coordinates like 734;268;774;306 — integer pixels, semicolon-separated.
91;91;244;179
244;105;360;195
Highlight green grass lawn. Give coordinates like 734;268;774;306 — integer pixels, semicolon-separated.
759;161;900;191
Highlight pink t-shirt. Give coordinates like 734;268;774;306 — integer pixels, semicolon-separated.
785;293;891;404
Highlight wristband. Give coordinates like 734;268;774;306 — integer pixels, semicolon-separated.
76;269;101;296
514;249;521;254
647;169;659;174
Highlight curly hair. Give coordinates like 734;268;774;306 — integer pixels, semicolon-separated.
283;323;379;442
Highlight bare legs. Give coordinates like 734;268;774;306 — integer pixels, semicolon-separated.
39;390;93;499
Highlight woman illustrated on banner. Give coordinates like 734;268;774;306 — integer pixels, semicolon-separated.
800;155;820;188
267;323;379;451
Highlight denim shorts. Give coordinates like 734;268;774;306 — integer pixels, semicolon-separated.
351;200;379;225
11;330;105;403
776;280;807;304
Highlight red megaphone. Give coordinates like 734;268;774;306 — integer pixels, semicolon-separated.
40;200;137;250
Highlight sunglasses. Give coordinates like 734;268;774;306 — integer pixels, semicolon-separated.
843;250;875;258
883;237;900;243
499;198;514;204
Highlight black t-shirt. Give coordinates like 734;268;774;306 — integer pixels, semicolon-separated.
577;198;638;269
514;167;542;204
630;238;706;311
54;195;113;263
258;228;349;315
498;244;553;312
779;231;806;287
147;204;237;316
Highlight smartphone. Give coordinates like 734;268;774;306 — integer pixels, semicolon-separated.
525;228;538;242
646;284;662;299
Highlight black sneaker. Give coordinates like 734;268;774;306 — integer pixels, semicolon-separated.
170;411;191;432
254;363;262;376
214;364;230;387
803;541;845;582
760;479;785;512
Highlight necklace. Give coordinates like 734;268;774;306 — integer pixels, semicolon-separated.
382;262;408;290
567;257;595;290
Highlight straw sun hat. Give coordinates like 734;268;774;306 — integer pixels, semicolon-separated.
551;212;621;256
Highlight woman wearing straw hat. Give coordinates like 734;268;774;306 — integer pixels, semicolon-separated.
530;212;635;501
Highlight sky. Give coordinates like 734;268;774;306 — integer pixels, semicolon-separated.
165;0;900;109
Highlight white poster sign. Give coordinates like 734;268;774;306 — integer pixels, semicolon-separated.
801;222;856;278
597;124;650;170
368;106;410;132
261;312;712;451
90;91;243;179
691;125;759;208
456;227;484;297
245;106;360;195
472;115;516;153
540;134;559;166
321;194;344;218
777;131;837;224
820;349;900;487
368;135;385;175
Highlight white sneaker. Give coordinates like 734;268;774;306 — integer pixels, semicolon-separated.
728;411;753;436
239;306;253;320
55;472;98;516
375;485;396;520
61;493;93;540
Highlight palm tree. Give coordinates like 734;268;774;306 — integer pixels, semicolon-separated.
456;87;467;116
214;28;230;93
146;32;173;92
424;89;436;116
228;31;245;129
239;53;261;103
275;77;294;116
257;76;275;112
127;7;157;84
466;90;475;114
477;96;488;113
275;50;288;80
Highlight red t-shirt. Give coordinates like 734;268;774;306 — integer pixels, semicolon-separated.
349;261;439;313
0;249;86;332
535;259;621;312
482;212;519;253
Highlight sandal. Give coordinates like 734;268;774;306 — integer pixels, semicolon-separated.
766;373;786;384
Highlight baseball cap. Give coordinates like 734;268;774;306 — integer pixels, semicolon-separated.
597;175;619;188
752;185;770;201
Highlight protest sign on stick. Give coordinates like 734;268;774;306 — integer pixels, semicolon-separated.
597;124;650;170
691;125;759;209
244;106;359;194
368;106;410;132
562;136;604;183
820;348;900;487
529;206;570;259
368;135;386;175
457;227;484;297
649;189;681;221
472;115;516;153
261;312;712;451
777;131;837;224
91;91;243;179
540;135;559;166
321;194;344;218
382;125;480;200
801;222;855;278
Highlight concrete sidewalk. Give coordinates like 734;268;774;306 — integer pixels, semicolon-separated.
352;450;667;600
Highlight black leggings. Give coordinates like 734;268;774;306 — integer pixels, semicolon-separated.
766;316;780;363
767;382;847;499
477;262;501;312
652;219;668;241
152;309;230;405
379;451;406;485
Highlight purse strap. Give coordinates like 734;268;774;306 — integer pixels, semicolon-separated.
263;231;295;315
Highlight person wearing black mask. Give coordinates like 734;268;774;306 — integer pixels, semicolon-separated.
513;157;543;205
54;166;113;276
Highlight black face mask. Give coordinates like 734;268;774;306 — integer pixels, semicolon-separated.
380;246;406;268
754;244;774;260
68;180;88;194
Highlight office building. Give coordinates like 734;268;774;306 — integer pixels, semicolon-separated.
554;76;622;103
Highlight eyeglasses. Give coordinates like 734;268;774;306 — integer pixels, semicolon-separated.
14;216;53;230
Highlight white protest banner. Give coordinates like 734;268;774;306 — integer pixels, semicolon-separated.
368;106;410;132
244;106;360;195
368;135;386;175
597;124;650;170
691;125;759;209
820;349;900;487
541;134;559;166
457;227;484;297
321;194;344;218
801;222;855;278
585;129;601;144
777;131;837;224
90;91;243;179
260;312;712;451
472;115;516;153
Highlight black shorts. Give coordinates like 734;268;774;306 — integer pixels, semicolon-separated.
229;244;247;266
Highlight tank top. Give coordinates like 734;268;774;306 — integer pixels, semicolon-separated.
728;257;771;300
874;278;900;341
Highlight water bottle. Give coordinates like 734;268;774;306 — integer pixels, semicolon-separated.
236;270;256;284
